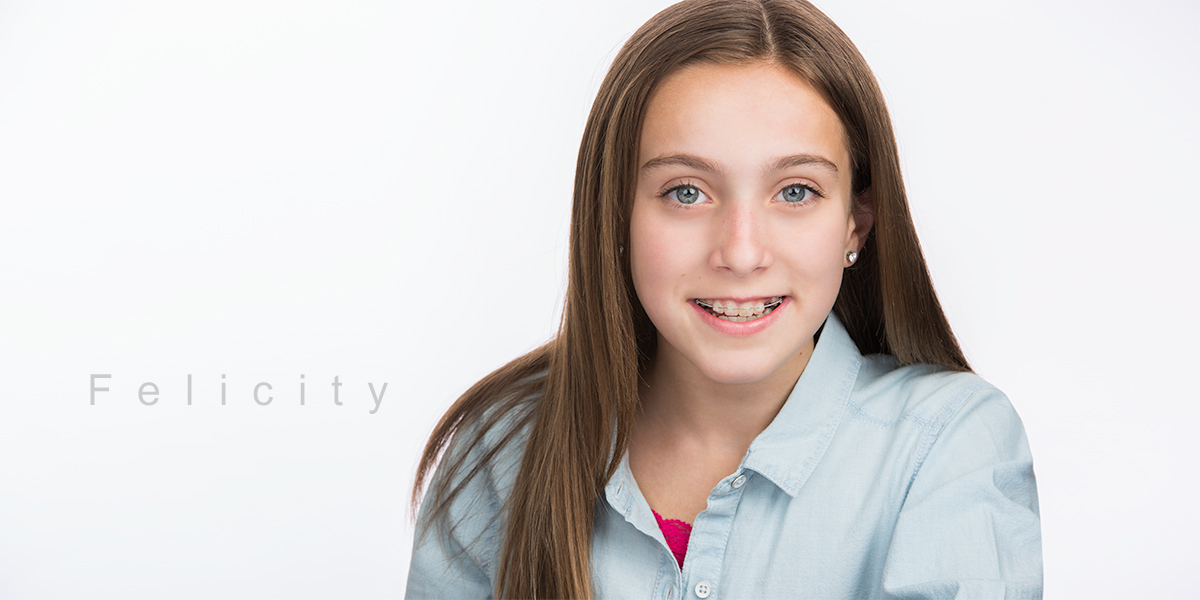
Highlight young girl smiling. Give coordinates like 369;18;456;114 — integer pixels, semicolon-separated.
407;1;1042;598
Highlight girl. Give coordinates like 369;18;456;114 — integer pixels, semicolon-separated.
407;1;1042;598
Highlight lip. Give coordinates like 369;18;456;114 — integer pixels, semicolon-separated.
694;295;780;304
689;295;790;336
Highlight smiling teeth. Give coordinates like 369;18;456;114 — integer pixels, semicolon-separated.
695;296;783;322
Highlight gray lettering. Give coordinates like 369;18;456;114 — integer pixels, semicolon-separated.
368;382;388;415
90;374;111;405
139;382;159;406
253;382;273;406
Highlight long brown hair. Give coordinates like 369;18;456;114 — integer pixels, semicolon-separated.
411;1;969;597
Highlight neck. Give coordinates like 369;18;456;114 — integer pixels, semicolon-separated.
637;336;816;452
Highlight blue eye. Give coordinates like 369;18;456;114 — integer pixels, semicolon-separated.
777;183;817;204
664;184;707;205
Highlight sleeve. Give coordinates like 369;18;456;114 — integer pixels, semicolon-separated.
405;429;504;600
880;386;1043;600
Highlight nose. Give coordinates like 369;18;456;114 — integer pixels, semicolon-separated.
710;203;771;276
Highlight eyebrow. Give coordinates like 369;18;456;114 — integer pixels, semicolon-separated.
767;154;839;177
639;153;727;176
639;153;840;178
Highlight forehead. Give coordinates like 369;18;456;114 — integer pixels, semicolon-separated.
638;61;849;178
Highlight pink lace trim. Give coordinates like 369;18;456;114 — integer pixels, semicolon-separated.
652;509;692;569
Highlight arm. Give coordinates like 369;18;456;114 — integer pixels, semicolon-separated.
880;386;1043;600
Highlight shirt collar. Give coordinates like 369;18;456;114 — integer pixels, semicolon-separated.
740;311;861;497
602;450;665;540
602;311;862;510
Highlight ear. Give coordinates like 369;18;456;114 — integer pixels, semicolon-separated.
848;188;875;252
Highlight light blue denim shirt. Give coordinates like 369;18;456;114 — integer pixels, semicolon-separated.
406;313;1042;599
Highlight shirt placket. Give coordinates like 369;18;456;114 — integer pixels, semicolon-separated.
673;469;751;600
605;463;688;600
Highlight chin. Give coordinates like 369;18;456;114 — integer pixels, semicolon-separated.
691;353;789;385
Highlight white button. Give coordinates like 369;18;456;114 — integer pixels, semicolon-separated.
694;581;712;598
732;474;747;489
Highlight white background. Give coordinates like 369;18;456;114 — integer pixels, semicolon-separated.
1;1;1197;598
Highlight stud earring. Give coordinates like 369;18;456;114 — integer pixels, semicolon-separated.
846;250;858;265
619;244;625;256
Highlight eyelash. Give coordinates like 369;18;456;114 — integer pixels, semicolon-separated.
657;180;706;208
656;180;825;208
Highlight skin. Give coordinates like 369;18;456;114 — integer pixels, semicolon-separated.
627;61;874;525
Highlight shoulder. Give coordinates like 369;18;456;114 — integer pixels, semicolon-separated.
850;354;1023;439
406;373;542;598
433;373;542;513
864;363;1043;593
849;355;1035;510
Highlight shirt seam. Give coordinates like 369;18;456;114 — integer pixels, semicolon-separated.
478;471;502;580
846;378;993;432
844;400;942;431
905;383;992;494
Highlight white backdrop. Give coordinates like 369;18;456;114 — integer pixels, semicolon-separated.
1;1;1197;598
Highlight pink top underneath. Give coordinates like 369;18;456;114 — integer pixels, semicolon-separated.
652;510;692;569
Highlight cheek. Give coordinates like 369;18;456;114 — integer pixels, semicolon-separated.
629;204;695;309
779;222;849;292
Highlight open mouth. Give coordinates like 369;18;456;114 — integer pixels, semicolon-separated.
693;296;784;323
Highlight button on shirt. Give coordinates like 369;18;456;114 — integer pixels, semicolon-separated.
406;313;1043;599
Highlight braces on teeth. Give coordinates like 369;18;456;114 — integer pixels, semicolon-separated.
694;297;783;311
694;297;784;322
